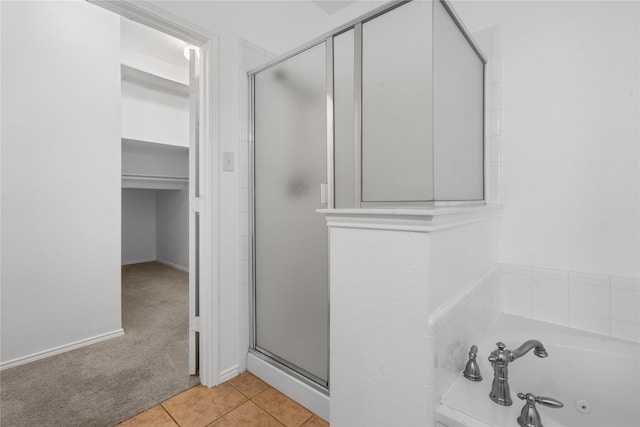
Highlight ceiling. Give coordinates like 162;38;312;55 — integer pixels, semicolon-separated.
147;0;384;55
311;1;357;15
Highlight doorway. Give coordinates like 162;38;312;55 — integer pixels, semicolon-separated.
118;15;199;377
88;0;220;387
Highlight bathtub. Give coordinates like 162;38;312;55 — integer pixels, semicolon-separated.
436;314;640;427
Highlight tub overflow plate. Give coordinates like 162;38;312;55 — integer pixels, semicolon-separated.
574;399;592;414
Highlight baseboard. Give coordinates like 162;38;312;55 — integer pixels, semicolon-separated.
0;328;125;371
156;258;189;273
219;365;240;383
122;257;155;266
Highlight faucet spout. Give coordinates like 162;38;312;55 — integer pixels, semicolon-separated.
511;339;547;360
488;339;548;406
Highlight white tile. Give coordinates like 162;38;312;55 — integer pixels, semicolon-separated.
238;116;249;141
238;141;249;166
238;92;249;118
238;71;249;91
610;287;640;323
486;136;502;163
501;263;531;276
436;361;460;399
424;336;437;385
569;271;609;287
610;320;640;342
568;312;609;335
238;235;249;260
485;187;502;205
239;188;249;213
569;282;609;317
532;305;568;326
532;276;568;310
238;212;249;237
501;272;531;302
532;267;568;281
490;84;502;110
239;163;248;189
490;58;502;85
238;281;248;308
502;299;531;318
491;29;501;57
435;319;457;373
490;111;501;136
486;162;502;189
611;276;640;290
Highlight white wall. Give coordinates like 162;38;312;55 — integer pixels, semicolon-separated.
453;0;640;278
122;189;156;265
120;17;189;147
327;212;501;426
1;0;122;366
121;80;190;147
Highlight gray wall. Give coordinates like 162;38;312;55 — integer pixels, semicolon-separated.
156;187;189;270
122;189;157;264
1;1;122;365
122;188;188;271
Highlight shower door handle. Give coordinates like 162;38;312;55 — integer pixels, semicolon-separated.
320;183;328;204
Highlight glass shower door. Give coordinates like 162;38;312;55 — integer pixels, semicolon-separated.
252;43;329;386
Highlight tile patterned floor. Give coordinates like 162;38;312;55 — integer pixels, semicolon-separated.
119;372;328;427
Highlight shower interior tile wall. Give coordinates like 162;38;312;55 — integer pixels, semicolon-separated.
433;268;501;400
473;25;502;205
431;26;504;402
501;264;640;343
237;39;275;372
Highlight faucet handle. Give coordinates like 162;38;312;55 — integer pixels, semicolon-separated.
517;392;564;408
463;345;482;381
517;393;563;427
488;342;506;365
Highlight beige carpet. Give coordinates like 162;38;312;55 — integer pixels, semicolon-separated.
0;262;199;427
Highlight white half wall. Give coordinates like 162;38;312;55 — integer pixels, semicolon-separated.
453;0;640;278
1;0;122;365
326;208;501;426
122;189;156;265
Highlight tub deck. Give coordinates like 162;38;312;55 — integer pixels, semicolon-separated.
437;314;640;427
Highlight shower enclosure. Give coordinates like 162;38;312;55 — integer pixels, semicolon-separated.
248;0;485;392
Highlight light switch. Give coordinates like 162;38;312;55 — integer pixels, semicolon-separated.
223;152;234;172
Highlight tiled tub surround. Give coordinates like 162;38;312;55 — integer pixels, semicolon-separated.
325;206;502;426
473;25;502;205
501;264;640;343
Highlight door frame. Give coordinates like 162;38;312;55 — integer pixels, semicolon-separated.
89;0;222;387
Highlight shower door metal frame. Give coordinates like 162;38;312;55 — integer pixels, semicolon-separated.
248;40;332;392
248;0;488;392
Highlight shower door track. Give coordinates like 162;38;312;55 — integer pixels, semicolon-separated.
249;347;330;394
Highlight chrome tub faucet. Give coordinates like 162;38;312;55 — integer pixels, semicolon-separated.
488;340;548;406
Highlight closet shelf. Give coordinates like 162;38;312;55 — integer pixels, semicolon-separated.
121;64;189;97
122;173;188;190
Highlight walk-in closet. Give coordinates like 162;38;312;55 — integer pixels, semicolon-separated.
119;16;198;382
120;17;190;270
